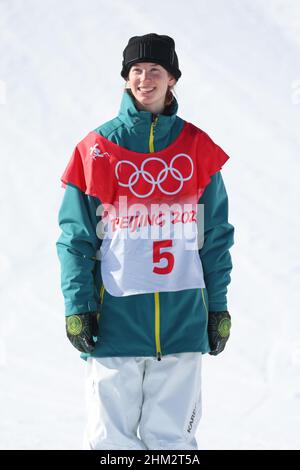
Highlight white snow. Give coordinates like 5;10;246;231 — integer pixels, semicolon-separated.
0;0;299;450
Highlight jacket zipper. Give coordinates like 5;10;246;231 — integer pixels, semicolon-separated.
149;115;162;361
100;283;105;305
154;292;162;361
149;115;158;152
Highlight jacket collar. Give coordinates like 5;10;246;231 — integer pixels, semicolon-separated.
118;90;178;139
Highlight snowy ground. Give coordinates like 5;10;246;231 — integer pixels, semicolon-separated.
0;0;299;449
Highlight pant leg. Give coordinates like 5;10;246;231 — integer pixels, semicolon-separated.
82;356;148;450
139;352;202;450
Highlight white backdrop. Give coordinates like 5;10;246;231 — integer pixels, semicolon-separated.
0;0;299;449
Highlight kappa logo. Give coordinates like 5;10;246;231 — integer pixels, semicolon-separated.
115;154;194;198
89;143;110;160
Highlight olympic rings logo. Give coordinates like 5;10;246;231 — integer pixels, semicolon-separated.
115;154;194;198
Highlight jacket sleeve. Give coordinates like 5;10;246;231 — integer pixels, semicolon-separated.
199;172;234;312
56;182;102;316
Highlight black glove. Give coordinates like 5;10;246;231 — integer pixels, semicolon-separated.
66;312;99;353
208;311;231;356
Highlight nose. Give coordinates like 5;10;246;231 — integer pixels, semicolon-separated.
140;69;151;81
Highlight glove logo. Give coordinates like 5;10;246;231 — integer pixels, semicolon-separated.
66;315;83;336
115;154;194;198
218;318;231;338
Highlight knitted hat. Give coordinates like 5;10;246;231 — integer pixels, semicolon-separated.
121;33;181;81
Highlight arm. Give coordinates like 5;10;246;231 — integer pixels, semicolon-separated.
56;182;102;316
199;172;234;312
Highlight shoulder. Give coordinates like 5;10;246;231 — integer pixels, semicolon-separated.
93;116;124;140
73;116;124;150
185;123;230;161
184;121;214;143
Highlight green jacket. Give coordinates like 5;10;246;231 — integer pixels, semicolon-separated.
56;91;234;360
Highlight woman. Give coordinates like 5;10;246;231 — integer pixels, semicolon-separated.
56;33;234;450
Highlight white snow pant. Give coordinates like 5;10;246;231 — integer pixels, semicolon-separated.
82;352;202;450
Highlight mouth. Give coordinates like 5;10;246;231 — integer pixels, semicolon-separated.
138;87;156;95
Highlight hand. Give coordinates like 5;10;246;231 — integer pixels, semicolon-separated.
66;312;99;353
208;311;231;356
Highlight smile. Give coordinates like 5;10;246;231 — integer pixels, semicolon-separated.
138;87;156;94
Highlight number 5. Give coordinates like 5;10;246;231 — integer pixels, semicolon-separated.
153;240;174;275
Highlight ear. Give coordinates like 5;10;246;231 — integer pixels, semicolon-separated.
168;74;177;87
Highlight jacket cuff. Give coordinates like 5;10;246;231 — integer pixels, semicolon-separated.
208;302;228;313
64;300;99;316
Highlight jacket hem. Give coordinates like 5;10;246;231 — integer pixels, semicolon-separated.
80;346;210;361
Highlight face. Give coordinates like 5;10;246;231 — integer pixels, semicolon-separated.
126;62;176;114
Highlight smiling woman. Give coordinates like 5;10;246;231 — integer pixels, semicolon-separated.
56;32;234;451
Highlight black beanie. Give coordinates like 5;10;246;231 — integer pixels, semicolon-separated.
121;33;181;81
